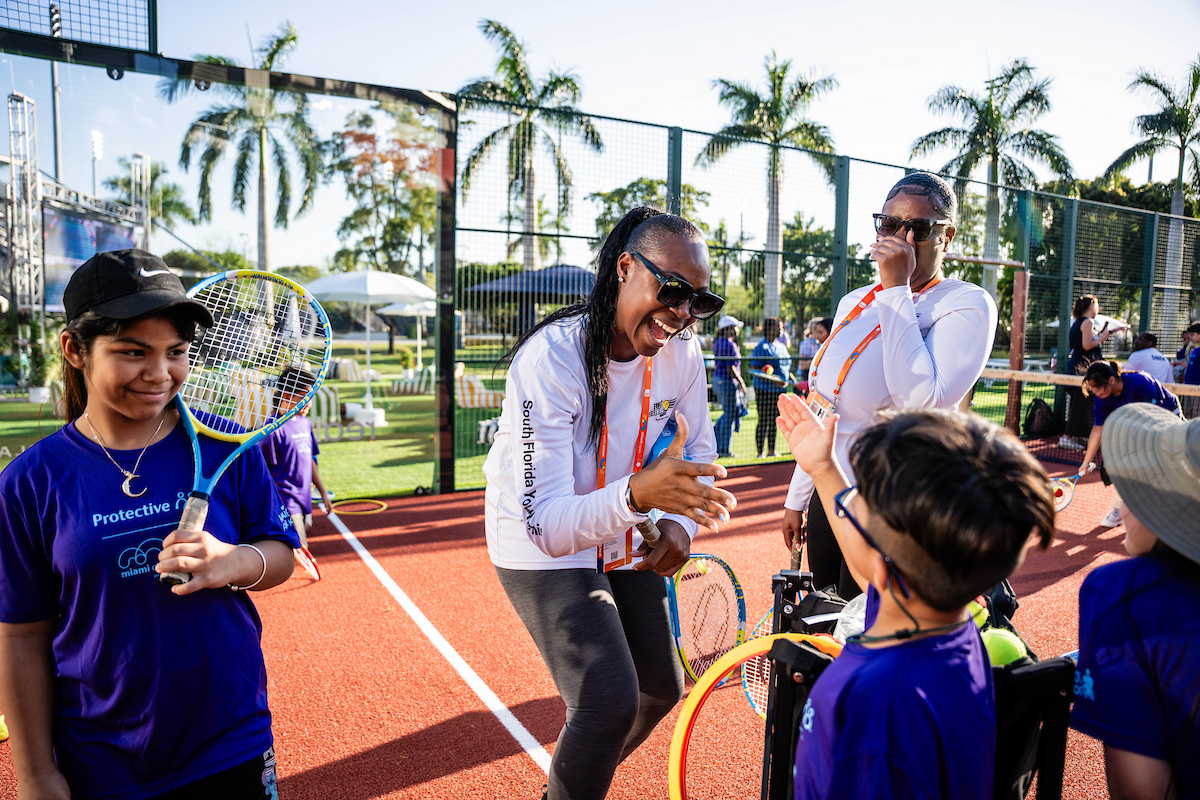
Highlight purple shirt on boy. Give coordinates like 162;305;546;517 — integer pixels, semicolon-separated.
795;586;995;800
260;414;319;515
1071;552;1200;796
0;421;298;799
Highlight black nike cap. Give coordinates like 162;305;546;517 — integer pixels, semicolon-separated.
63;249;213;327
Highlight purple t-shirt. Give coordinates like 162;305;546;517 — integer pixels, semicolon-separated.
1071;552;1200;795
795;594;995;800
1092;370;1180;426
260;414;319;515
713;336;741;380
0;420;298;799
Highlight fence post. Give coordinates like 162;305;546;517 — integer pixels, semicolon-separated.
831;155;850;314
1053;197;1078;428
433;105;458;495
1141;212;1159;334
667;127;683;215
1004;189;1033;433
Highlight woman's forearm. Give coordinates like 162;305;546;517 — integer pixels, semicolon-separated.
0;619;60;785
1080;426;1103;473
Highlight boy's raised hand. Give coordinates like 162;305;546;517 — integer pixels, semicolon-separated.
776;394;838;477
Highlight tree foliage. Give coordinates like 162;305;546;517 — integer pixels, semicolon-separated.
103;157;196;229
586;178;710;251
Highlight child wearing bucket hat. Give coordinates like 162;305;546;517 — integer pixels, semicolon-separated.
1070;402;1200;799
0;249;299;799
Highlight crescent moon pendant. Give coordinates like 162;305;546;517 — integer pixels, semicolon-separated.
122;474;147;498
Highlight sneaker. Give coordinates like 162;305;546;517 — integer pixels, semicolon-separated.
1058;436;1085;450
1100;507;1122;528
765;451;780;458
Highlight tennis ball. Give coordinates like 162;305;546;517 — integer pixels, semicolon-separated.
762;365;774;374
967;599;988;628
981;628;1027;666
0;714;7;743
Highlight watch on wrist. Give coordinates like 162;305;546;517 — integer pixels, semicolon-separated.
625;484;646;515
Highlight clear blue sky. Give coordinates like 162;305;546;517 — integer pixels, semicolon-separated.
5;0;1200;268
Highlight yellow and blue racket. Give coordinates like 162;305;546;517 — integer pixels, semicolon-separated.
160;270;332;585
667;553;747;684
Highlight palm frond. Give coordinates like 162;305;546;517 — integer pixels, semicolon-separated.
272;133;293;227
695;124;767;166
232;129;257;212
539;105;603;151
257;22;298;71
157;55;243;103
543;130;573;218
911;126;971;158
1005;129;1073;180
999;155;1038;190
478;20;535;102
927;86;981;119
1103;138;1169;180
284;112;324;217
537;73;583;107
460;123;516;203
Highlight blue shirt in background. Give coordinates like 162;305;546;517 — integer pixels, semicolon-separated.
1092;370;1180;426
0;421;298;799
712;335;741;381
750;339;791;392
1186;347;1200;384
1071;551;1200;796
260;414;320;515
795;589;994;800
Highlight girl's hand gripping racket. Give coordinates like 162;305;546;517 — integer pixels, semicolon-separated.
160;270;333;586
1052;462;1095;513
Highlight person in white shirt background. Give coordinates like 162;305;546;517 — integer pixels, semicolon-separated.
781;172;997;599
483;207;737;800
1125;332;1174;385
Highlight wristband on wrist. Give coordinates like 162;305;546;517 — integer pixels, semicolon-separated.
625;484;647;515
228;542;268;592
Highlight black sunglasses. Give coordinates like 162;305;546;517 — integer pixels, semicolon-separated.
629;251;725;321
833;486;911;599
872;213;951;242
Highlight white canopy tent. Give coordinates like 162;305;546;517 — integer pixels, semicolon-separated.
304;270;436;408
376;299;436;370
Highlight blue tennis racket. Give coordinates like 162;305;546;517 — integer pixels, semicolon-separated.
667;553;747;684
160;270;332;585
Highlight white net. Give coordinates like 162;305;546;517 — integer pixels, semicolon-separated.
181;275;330;436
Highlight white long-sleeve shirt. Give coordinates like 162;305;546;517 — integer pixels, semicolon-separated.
785;279;997;510
484;315;717;569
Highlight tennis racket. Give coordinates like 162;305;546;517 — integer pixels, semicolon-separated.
1051;463;1093;513
749;368;793;389
667;553;747;684
160;270;333;586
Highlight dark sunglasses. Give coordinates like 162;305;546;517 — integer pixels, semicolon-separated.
833;486;911;599
872;213;952;242
629;251;725;321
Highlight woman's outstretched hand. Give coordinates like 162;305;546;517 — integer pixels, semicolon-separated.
628;412;736;532
776;393;839;479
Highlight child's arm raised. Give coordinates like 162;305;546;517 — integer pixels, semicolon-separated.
776;394;870;594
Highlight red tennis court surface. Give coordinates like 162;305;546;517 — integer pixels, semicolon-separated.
0;461;1121;798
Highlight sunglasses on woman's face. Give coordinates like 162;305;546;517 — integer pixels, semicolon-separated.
629;251;725;320
833;486;911;599
872;213;952;242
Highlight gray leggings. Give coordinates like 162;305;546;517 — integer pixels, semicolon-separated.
495;566;685;800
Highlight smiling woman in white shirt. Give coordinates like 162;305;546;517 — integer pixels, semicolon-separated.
483;207;737;800
782;173;997;599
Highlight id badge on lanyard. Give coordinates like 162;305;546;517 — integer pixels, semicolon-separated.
807;390;834;422
597;358;654;573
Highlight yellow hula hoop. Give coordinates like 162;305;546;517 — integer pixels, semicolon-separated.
329;499;389;515
667;633;843;800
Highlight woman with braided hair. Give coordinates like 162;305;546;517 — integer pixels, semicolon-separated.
483;207;737;799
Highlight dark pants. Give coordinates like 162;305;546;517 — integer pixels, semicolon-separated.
148;748;278;799
713;376;738;455
1064;386;1093;439
805;489;862;602
755;389;784;455
495;567;684;800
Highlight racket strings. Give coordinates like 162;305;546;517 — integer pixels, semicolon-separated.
742;610;776;718
182;277;327;435
676;563;740;677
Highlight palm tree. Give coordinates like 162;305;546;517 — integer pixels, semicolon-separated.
911;59;1073;297
103;157;196;230
459;20;602;271
158;22;323;271
1105;56;1200;329
697;52;837;318
1104;57;1200;215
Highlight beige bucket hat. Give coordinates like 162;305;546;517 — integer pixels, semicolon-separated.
1102;403;1200;565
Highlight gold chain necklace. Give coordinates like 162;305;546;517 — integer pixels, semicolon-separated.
84;411;168;498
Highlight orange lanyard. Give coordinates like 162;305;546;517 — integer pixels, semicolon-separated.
597;357;654;571
597;356;654;490
810;276;943;399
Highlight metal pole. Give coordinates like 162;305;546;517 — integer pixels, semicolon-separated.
1141;212;1159;333
49;4;62;181
667;127;682;215
830;156;850;313
433;104;458;495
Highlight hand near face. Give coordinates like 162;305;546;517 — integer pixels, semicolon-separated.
870;227;917;289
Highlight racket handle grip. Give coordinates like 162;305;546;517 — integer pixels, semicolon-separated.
789;543;802;571
636;519;662;549
159;495;210;586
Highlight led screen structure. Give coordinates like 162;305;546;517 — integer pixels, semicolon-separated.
42;204;137;313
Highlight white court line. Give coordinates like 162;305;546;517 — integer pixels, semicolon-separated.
326;511;552;773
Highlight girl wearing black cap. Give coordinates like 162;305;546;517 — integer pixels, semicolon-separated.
0;250;299;799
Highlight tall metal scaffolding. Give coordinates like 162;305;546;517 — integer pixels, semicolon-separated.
8;91;44;364
131;151;152;248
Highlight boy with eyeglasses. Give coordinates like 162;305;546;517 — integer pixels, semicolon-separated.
776;396;1055;800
